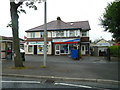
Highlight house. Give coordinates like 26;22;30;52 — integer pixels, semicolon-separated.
0;36;24;60
25;17;91;55
113;42;120;46
90;39;113;56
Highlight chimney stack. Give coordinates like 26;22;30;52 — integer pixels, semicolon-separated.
57;17;61;20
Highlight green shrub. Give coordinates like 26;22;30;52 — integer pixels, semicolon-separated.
109;46;120;57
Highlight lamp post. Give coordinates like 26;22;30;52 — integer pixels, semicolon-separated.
43;0;47;66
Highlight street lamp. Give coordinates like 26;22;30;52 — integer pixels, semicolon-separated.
43;0;47;66
39;0;47;67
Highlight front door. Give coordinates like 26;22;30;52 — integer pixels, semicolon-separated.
34;45;37;54
55;44;60;55
81;45;86;55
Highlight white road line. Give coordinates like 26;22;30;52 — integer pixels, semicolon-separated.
1;81;41;84
54;83;92;88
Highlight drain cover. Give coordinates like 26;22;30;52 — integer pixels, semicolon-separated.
44;79;54;84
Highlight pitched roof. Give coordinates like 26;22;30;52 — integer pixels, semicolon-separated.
68;21;91;30
26;18;91;32
95;39;111;47
0;35;24;41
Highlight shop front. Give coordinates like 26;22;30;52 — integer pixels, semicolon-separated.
53;38;80;55
25;41;52;55
1;41;12;60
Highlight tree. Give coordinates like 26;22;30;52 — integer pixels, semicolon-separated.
100;0;120;42
9;0;40;67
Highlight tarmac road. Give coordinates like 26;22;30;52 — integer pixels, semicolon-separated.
2;76;119;89
2;55;119;81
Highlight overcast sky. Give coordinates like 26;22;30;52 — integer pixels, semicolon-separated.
0;0;114;41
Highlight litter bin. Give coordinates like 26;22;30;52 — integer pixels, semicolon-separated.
20;49;25;61
71;50;79;60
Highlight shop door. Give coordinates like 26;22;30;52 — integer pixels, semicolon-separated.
34;45;37;54
81;45;86;55
55;44;60;55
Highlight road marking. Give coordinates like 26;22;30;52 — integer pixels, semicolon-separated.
54;83;92;88
1;81;41;84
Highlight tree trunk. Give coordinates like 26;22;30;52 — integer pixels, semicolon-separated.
10;2;24;67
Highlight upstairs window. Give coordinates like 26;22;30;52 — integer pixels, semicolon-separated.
30;32;35;38
82;31;87;37
40;32;44;38
69;30;75;37
52;32;56;37
66;31;68;37
76;30;80;37
56;31;64;37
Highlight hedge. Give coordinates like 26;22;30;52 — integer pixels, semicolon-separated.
109;46;120;57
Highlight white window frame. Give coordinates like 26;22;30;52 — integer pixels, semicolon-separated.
52;31;56;37
30;32;35;38
76;30;80;37
69;30;75;37
56;31;65;37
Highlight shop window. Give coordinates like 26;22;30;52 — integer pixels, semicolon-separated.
69;44;78;49
28;45;33;52
60;44;68;54
38;45;43;52
38;45;49;52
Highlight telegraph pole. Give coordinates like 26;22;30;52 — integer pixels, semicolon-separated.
43;0;47;66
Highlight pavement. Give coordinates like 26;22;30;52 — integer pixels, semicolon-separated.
1;55;120;84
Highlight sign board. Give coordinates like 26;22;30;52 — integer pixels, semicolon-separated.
97;43;110;46
28;42;51;45
29;42;44;45
53;38;80;42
